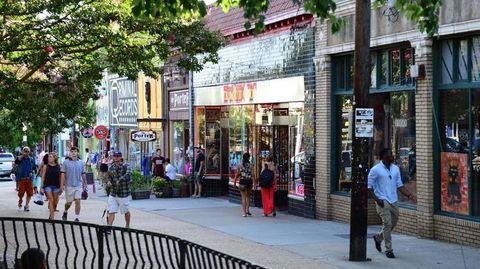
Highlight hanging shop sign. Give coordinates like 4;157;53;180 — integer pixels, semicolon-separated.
109;77;138;127
94;125;108;140
131;130;157;142
81;127;94;138
354;108;374;138
194;76;305;106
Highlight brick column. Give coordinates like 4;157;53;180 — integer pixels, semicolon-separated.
315;24;332;220
413;38;435;238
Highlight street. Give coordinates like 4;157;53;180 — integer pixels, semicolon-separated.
0;180;479;269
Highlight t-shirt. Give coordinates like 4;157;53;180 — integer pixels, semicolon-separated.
61;159;85;187
367;161;403;204
152;156;166;177
194;152;205;173
85;153;91;166
165;163;176;181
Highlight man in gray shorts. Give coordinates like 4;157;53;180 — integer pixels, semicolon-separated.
61;147;87;222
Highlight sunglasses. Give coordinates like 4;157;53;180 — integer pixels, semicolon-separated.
113;154;122;157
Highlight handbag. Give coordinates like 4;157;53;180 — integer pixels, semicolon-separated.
81;189;88;200
33;193;44;206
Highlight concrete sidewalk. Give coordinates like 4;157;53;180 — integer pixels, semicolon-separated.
1;180;479;269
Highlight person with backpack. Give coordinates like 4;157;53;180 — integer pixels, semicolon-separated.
234;152;256;217
259;157;277;217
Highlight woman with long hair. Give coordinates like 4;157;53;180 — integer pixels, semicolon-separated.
260;157;277;217
40;153;63;220
234;152;255;217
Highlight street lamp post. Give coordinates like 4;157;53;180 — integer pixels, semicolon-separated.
22;123;28;147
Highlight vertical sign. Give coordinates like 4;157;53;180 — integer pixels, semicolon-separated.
109;77;138;127
354;108;374;138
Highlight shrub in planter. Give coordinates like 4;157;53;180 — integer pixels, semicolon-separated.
180;176;191;197
131;170;151;200
152;177;166;198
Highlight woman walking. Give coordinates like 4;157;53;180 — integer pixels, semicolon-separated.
234;152;255;217
99;150;109;184
40;153;63;220
260;157;277;217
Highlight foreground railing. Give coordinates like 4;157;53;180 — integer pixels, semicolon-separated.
0;217;265;269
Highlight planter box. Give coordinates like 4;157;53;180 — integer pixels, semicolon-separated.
131;190;151;200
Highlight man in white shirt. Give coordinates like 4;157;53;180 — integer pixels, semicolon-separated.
164;158;176;181
368;148;416;259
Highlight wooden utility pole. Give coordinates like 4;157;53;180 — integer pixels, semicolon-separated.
349;0;371;261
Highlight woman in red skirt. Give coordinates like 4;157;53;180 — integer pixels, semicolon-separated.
261;157;277;217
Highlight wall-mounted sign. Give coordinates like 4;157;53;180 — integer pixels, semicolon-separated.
109;77;138;127
81;127;94;138
355;108;374;138
169;90;189;111
94;125;108;140
131;130;157;142
194;76;305;106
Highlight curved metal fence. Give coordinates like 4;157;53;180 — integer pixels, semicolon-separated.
0;217;265;269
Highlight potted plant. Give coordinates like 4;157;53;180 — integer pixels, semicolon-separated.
152;177;166;198
180;175;191;197
131;170;151;200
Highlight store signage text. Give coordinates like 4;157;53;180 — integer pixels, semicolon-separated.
223;82;256;104
169;90;189;110
131;130;157;142
109;78;138;127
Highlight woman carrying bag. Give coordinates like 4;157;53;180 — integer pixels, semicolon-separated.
260;157;277;217
40;153;63;220
234;152;255;217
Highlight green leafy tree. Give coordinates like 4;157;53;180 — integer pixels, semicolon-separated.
133;0;443;36
0;0;225;142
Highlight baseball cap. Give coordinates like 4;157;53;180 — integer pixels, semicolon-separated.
113;150;122;156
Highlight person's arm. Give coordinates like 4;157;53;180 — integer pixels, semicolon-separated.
398;187;416;203
40;166;46;193
60;173;65;192
233;164;240;187
367;167;384;208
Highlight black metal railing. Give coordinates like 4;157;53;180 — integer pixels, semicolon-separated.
0;217;265;269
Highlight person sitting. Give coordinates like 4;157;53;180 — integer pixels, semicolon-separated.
164;158;176;181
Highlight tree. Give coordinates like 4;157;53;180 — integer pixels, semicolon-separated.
0;0;225;140
133;0;442;36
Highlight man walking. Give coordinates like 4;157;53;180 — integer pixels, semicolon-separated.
14;147;35;211
151;149;166;178
192;147;205;198
368;148;416;258
61;147;87;222
107;151;132;229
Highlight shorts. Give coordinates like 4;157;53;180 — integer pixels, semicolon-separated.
18;180;33;198
44;185;61;193
65;187;82;203
107;195;131;214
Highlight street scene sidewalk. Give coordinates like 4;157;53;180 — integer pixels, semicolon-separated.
0;180;479;269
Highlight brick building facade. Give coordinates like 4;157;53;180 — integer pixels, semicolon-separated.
315;0;480;247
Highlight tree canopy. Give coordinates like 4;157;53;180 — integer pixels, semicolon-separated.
0;0;225;143
133;0;443;36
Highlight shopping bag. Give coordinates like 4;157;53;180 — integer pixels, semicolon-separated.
33;193;44;206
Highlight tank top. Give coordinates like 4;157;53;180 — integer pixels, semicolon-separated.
45;164;61;187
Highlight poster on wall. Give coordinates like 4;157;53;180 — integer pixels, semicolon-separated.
440;152;469;215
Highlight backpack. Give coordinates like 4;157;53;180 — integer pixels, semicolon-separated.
259;168;274;188
239;164;252;185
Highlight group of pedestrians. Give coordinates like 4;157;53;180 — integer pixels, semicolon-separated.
14;146;87;221
233;153;277;218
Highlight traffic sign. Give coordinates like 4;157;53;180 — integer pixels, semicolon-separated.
94;125;108;140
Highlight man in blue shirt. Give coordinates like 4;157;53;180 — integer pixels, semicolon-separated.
368;148;416;259
14;147;35;211
61;147;87;222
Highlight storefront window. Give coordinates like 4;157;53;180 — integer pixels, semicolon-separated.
472;38;480;82
439;90;469;215
471;90;480;216
171;121;186;175
205;108;221;175
228;105;253;179
391;92;416;203
336;96;353;192
195;107;205;147
441;40;454;84
458;40;469;81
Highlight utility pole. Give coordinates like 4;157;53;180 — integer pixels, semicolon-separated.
349;0;372;261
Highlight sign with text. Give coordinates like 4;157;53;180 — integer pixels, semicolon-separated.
131;130;157;142
355;108;374;138
295;182;305;197
81;127;94;138
109;77;138;127
169;90;189;111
